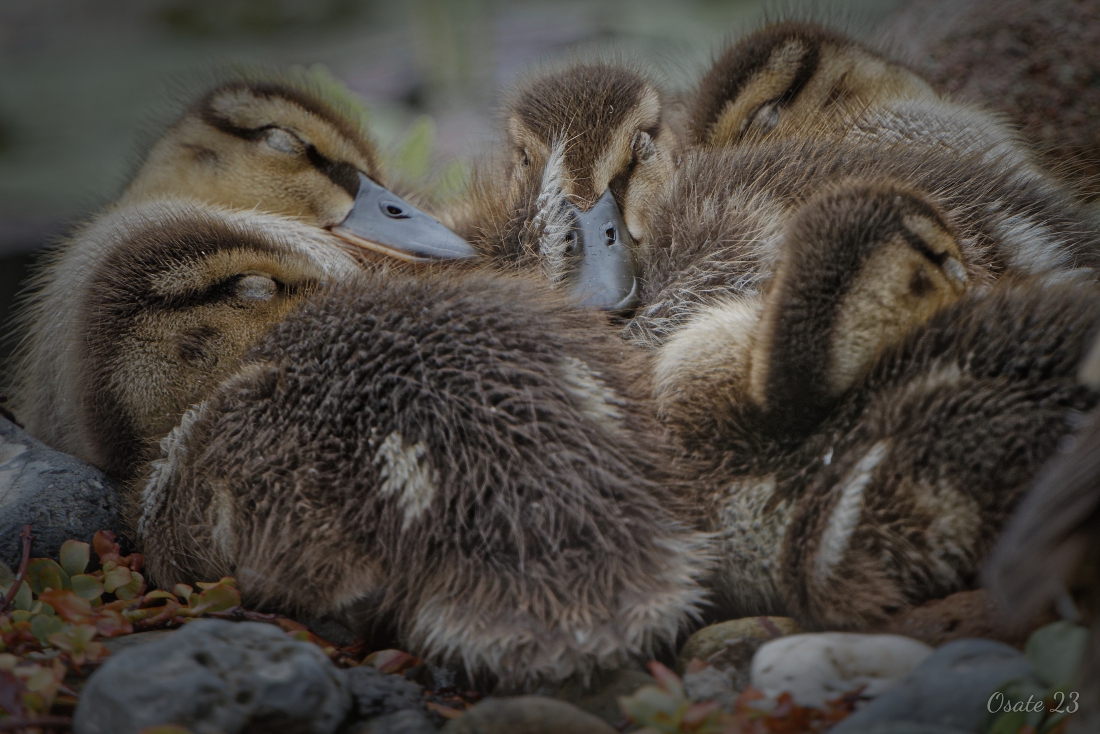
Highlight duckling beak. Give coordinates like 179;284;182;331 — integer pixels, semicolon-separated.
567;189;640;311
331;173;477;262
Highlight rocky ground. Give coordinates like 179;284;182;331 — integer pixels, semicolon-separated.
0;414;1089;732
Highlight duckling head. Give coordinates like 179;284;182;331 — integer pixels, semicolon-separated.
21;200;364;479
471;62;678;310
122;78;474;262
749;179;968;435
688;21;935;148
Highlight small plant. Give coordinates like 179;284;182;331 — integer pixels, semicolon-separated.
981;621;1089;734
0;526;479;728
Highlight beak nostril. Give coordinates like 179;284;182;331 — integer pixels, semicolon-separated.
379;200;411;219
604;224;616;246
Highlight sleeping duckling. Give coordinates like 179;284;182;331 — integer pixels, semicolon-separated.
121;205;713;690
453;60;680;309
685;21;937;148
654;178;1100;627
121;77;474;263
8;200;365;480
629;21;1100;346
7;76;474;477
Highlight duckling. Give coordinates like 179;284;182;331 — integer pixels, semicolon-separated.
7;75;474;476
653;178;1100;627
8;200;366;480
685;21;936;148
626;21;1100;348
452;60;680;309
121;76;474;263
123;205;714;689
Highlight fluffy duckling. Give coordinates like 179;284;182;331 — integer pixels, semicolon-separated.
125;206;713;689
628;21;1100;347
8;201;365;480
654;179;1100;627
453;61;680;309
7;76;474;477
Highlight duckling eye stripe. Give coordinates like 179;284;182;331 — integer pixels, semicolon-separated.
305;146;360;198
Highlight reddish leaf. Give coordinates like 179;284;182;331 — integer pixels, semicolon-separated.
38;589;93;623
647;660;686;699
92;531;120;564
366;649;422;675
94;608;133;637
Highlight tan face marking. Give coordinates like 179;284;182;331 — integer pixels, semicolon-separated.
827;218;967;396
708;43;935;148
122;83;379;229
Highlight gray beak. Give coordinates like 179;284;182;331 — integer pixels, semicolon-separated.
331;173;477;262
566;189;640;311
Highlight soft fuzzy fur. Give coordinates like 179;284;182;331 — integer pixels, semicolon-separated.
626;124;1100;348
137;265;714;689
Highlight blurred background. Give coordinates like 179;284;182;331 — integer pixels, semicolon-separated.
0;0;906;361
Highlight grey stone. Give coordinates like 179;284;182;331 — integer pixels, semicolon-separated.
343;664;426;718
348;710;436;734
73;619;352;734
0;417;127;569
678;617;801;694
551;667;653;725
440;696;618;733
831;638;1038;734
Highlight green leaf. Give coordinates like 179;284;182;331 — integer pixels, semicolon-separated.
103;565;132;593
186;582;240;614
1026;621;1089;688
71;574;104;601
113;571;144;601
29;613;64;645
13;580;32;611
59;540;90;577
26;558;70;593
0;560;13;587
987;710;1030;734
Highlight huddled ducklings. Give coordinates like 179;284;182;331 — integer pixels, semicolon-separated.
658;179;1100;626
627;22;1100;347
5;74;714;688
452;60;680;310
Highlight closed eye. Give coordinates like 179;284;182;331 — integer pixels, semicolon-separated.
263;127;304;155
740;102;781;139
